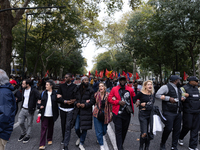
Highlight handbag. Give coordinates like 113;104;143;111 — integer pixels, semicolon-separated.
119;89;133;114
126;105;133;114
96;94;106;121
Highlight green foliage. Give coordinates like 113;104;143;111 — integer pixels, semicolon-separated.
124;0;200;81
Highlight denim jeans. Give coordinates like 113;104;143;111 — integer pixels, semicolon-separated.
75;115;87;145
94;117;108;146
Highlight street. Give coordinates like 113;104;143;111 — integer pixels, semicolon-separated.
6;98;200;150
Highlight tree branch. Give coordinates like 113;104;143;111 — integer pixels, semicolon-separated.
13;0;31;25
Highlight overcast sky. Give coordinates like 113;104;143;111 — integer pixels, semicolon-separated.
82;1;132;73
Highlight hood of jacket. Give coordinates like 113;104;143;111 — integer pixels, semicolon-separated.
0;83;14;91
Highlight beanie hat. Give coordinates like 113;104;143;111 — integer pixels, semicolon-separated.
81;76;88;82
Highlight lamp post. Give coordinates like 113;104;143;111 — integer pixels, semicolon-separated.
21;6;66;79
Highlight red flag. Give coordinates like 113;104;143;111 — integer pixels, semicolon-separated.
88;71;91;76
112;71;115;78
44;70;49;77
110;73;113;79
105;69;109;77
183;71;188;80
99;70;104;78
116;72;118;78
122;71;126;76
136;72;140;80
128;72;133;78
95;70;98;77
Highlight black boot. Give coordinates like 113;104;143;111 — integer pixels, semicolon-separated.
139;137;145;150
144;138;150;150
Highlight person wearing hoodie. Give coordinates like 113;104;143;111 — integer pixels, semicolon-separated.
0;69;16;150
18;79;40;144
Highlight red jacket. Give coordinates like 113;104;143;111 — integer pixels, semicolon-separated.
108;85;136;115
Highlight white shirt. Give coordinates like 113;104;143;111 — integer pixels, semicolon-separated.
44;91;53;117
23;88;31;108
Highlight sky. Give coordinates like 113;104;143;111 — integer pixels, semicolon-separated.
82;1;132;73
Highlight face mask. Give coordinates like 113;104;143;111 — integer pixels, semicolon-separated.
83;82;89;88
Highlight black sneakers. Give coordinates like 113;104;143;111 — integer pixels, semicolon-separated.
23;136;30;144
18;134;26;142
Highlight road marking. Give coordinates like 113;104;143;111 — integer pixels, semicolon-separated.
107;124;118;150
103;136;109;150
14;122;19;129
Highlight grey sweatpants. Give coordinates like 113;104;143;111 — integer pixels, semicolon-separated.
18;108;34;137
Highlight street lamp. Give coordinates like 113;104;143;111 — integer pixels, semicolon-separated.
22;6;66;79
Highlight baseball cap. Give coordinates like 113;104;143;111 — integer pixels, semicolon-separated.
10;80;17;85
169;75;182;81
187;76;199;82
119;75;126;80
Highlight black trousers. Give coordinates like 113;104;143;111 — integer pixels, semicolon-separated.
139;110;151;136
161;111;181;148
179;113;200;149
112;112;131;150
60;109;73;148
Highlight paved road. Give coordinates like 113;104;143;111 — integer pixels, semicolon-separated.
5;99;200;150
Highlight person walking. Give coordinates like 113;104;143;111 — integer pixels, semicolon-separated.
155;75;184;150
18;79;40;143
37;80;59;150
72;76;95;150
133;80;155;150
56;73;77;150
0;69;16;150
108;75;135;150
93;82;112;150
178;76;200;150
10;79;22;116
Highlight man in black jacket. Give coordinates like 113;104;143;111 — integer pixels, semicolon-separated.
156;75;184;150
18;79;40;143
57;73;77;150
178;76;200;150
72;76;95;150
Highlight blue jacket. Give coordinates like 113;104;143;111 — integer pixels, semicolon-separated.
0;83;16;141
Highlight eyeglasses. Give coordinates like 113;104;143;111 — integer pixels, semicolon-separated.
65;77;69;79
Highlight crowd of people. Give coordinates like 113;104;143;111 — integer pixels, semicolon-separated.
0;69;200;150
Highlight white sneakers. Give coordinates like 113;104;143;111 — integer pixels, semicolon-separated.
76;138;80;146
79;144;85;150
188;147;199;150
178;139;184;146
100;145;105;150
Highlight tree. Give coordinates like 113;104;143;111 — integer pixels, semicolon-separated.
0;0;142;75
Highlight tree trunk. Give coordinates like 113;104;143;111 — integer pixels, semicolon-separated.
0;21;13;76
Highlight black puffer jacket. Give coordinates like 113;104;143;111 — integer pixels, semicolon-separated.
72;84;95;130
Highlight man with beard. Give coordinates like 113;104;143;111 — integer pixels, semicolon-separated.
57;73;77;150
178;76;200;150
71;76;95;150
108;75;135;150
18;79;40;143
155;75;185;150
